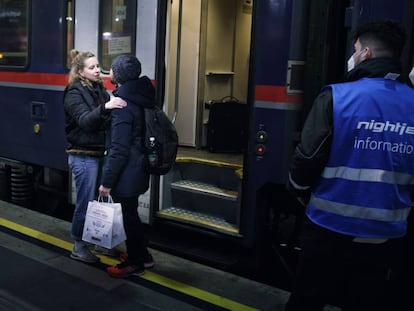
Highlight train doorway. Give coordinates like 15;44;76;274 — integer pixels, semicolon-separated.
149;0;253;249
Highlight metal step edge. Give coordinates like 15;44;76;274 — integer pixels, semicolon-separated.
157;207;241;236
171;180;238;200
175;156;243;170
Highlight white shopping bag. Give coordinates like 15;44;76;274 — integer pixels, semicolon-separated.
138;187;150;224
82;196;126;249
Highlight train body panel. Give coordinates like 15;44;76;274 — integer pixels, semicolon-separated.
0;0;68;171
248;0;304;184
0;84;66;170
241;0;305;242
0;0;413;288
254;0;294;86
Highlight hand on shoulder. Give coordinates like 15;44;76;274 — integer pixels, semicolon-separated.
105;97;127;110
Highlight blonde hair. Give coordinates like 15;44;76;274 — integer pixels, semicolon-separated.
67;49;103;86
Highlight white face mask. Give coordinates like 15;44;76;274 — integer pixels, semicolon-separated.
409;67;414;85
347;49;365;72
347;55;355;72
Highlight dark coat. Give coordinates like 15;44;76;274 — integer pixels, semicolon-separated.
63;80;110;155
100;76;155;197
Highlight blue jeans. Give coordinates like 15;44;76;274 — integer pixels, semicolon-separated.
68;154;99;241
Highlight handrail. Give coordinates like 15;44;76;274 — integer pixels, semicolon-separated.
172;0;183;124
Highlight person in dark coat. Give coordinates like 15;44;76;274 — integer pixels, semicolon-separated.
99;54;155;277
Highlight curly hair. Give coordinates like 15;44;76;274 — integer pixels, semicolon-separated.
67;49;103;86
353;19;406;59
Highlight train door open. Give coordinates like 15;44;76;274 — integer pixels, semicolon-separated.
148;0;253;245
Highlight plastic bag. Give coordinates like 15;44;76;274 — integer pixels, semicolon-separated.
82;196;126;249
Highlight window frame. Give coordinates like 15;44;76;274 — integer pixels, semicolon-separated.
0;0;30;70
98;0;137;73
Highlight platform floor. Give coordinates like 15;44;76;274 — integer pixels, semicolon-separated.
0;200;341;311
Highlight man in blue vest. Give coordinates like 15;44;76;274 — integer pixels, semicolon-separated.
285;20;414;311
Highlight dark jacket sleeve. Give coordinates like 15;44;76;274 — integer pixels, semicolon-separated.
287;88;333;201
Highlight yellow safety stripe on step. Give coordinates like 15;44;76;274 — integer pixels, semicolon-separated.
176;157;243;170
0;216;257;311
157;210;240;234
235;167;243;179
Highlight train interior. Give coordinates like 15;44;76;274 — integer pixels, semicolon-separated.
156;0;251;237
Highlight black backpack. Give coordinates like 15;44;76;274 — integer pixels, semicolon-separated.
142;105;178;175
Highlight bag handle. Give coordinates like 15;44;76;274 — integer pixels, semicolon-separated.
97;195;113;203
220;95;239;103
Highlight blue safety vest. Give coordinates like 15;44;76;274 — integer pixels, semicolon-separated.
307;77;414;238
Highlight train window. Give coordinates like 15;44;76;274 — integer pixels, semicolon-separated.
0;0;28;68
66;0;75;69
99;0;137;72
287;60;305;94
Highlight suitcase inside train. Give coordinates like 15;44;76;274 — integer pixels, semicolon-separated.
206;98;248;153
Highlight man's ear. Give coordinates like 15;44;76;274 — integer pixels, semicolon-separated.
363;47;373;60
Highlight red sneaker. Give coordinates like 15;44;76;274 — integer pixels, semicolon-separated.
106;261;144;278
120;253;155;269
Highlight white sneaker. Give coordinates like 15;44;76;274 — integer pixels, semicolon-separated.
70;245;99;263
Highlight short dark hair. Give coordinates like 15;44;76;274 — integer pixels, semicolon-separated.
354;19;406;59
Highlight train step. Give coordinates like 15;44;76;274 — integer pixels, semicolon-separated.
173;159;241;191
171;180;239;223
157;206;240;235
171;180;237;200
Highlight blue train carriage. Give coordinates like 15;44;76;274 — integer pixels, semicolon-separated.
0;0;69;208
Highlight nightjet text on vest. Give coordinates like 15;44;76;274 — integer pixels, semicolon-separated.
353;120;414;155
356;120;414;135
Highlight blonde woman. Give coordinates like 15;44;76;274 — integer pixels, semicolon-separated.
63;49;126;263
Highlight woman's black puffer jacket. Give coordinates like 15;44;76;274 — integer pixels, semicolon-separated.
63;80;110;156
